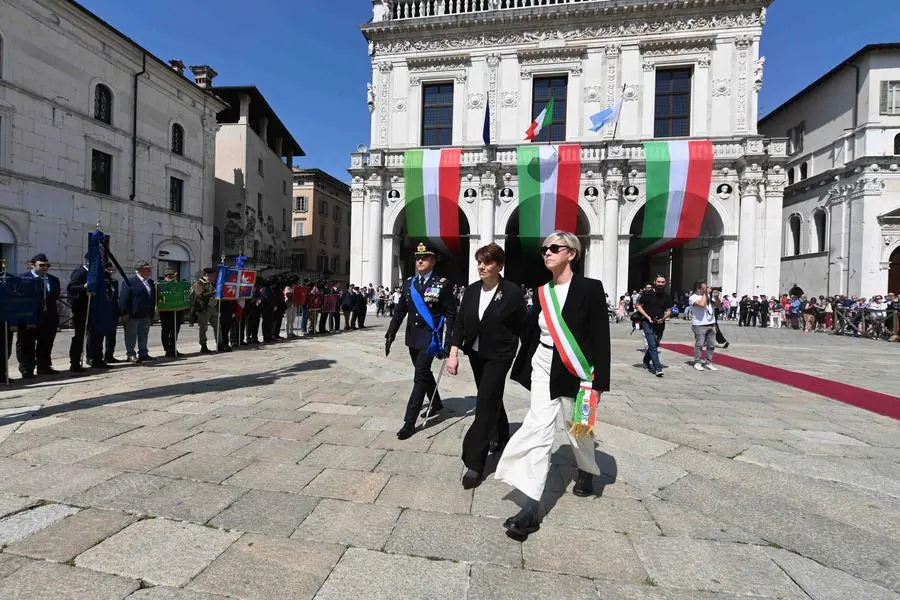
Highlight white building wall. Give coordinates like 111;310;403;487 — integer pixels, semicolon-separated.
0;0;224;284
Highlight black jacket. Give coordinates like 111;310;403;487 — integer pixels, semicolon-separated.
20;271;61;320
387;273;457;351
511;274;611;397
450;278;525;362
68;266;89;313
120;276;156;319
340;291;354;310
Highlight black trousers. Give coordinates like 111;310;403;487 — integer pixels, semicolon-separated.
758;310;768;327
261;310;274;342
404;347;442;423
219;305;234;348
348;311;358;329
16;316;57;374
273;310;284;338
355;309;367;328
102;322;117;360
461;353;512;472
160;311;182;354
330;311;340;332
318;311;328;333
245;307;260;342
69;302;88;366
738;311;748;326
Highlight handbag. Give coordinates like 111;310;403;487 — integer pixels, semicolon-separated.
713;296;729;348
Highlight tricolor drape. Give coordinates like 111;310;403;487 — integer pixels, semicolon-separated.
516;144;581;243
403;148;462;255
636;140;714;256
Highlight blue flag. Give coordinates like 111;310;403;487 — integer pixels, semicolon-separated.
482;102;491;146
215;264;228;299
588;98;623;133
87;230;116;335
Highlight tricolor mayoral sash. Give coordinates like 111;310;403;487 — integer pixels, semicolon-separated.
537;282;599;438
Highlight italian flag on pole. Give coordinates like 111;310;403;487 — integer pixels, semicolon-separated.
524;98;554;141
636;140;714;256
517;144;581;242
404;148;462;255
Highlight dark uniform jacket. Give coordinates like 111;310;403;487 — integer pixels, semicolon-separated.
21;271;61;322
450;278;525;362
511;274;611;398
68;267;89;314
387;273;457;351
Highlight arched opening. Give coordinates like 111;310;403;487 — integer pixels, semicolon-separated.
171;123;185;156
156;241;191;281
0;220;16;271
94;84;113;124
813;209;827;252
627;204;725;294
390;207;471;286
799;162;808;180
787;167;795;185
789;214;802;256
890;246;900;295
894;133;900;156
502;207;590;288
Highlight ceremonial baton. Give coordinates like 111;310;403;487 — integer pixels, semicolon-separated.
420;354;448;429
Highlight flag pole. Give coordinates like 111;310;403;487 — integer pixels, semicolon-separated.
81;293;92;367
609;83;627;144
172;310;178;359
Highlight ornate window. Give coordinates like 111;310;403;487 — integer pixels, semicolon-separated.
654;68;692;138
813;209;827;253
171;124;185;155
421;82;454;147
531;76;568;143
94;84;113;124
788;214;802;256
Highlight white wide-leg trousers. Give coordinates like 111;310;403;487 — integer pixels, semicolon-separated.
494;344;601;501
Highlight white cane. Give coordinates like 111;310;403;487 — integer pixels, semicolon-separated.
421;355;448;429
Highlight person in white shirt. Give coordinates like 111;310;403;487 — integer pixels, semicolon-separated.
689;280;718;371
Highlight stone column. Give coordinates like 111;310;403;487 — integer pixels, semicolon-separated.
479;175;496;246
350;183;366;285
587;235;604;283
737;173;762;294
364;180;383;288
720;237;739;295
761;169;787;295
602;171;622;294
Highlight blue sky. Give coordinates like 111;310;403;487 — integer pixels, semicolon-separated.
78;0;900;183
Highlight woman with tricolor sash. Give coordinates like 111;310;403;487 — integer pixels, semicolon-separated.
496;231;611;540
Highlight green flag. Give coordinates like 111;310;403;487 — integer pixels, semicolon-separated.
157;280;191;312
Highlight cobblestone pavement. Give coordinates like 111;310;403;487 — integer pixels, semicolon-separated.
0;315;897;599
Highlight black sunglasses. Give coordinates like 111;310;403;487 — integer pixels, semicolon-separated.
540;244;570;255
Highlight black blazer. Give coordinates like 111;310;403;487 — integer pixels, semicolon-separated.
119;276;156;319
511;274;611;398
450;278;525;362
387;273;457;351
68;266;89;313
20;271;61;320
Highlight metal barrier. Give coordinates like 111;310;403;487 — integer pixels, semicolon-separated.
831;307;900;341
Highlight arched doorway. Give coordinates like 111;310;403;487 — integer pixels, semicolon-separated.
156;241;192;280
390;207;471;286
503;207;591;288
889;246;900;295
627;204;725;295
0;220;16;271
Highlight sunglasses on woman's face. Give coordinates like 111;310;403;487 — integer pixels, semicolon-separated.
540;244;570;255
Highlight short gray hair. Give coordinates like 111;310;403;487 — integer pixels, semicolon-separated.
541;230;581;260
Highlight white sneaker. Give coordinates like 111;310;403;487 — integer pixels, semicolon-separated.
705;363;719;371
693;362;705;371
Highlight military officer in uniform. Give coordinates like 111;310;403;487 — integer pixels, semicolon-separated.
385;242;457;440
192;267;218;353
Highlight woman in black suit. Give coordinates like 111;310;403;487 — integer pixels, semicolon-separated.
495;230;611;540
446;243;526;490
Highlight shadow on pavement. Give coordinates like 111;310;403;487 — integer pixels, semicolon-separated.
0;358;336;426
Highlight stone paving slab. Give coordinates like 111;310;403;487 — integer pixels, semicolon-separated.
0;463;119;502
137;479;247;523
75;518;241;587
5;507;137;562
0;560;140;599
297;443;386;471
78;445;187;473
223;461;322;493
300;468;389;503
150;452;250;484
312;547;469;600
375;473;473;514
0;492;38;519
292;498;400;550
764;547;900;600
186;533;345;600
0;503;80;545
0;553;31;579
125;587;232;600
523;524;647;582
208;489;319;537
468;564;600;600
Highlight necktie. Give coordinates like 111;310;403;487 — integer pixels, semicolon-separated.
40;276;48;311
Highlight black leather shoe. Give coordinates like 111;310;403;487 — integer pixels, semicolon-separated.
419;402;444;419
218;345;232;353
69;364;86;373
164;351;176;358
396;421;416;440
21;372;35;379
139;355;155;362
504;505;542;539
105;357;121;364
572;470;594;497
90;362;109;369
462;469;482;490
37;368;60;375
200;345;213;354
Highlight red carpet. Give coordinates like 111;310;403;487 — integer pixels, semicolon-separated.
660;343;900;420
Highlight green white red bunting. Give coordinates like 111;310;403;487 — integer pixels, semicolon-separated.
636;140;714;256
403;148;462;255
516;144;581;241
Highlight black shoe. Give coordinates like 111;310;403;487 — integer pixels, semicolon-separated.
462;469;482;490
655;371;664;378
572;470;594;497
419;402;444;419
90;362;109;370
489;440;507;455
139;355;155;362
164;351;176;358
504;504;542;540
69;364;86;373
200;345;213;354
21;372;35;379
396;421;416;440
218;345;232;352
175;352;185;357
37;368;60;375
105;357;121;364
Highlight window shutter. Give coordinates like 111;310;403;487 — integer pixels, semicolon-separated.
881;81;889;114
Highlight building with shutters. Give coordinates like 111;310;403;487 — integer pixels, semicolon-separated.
348;0;789;297
758;44;900;297
0;0;226;282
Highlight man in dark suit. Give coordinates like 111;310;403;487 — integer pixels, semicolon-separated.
352;285;368;329
386;242;457;440
17;253;61;378
120;260;156;363
101;263;121;363
67;255;91;372
340;285;355;330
